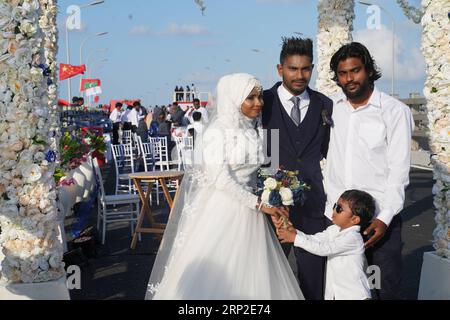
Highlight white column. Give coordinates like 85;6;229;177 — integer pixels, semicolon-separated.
316;0;355;96
0;0;66;288
421;0;450;259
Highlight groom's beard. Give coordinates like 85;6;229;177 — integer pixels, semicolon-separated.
340;77;371;100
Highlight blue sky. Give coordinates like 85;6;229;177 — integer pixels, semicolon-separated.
56;0;425;106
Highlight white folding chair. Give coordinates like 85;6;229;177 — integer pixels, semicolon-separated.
149;136;179;199
150;136;180;171
137;135;161;205
111;143;135;194
122;130;132;145
132;132;141;156
174;136;194;170
137;135;155;172
92;157;141;244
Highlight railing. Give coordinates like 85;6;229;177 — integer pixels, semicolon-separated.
173;91;210;103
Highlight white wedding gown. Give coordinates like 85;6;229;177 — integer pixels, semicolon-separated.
146;124;304;300
146;73;304;300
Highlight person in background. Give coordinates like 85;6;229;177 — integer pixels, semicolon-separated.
110;102;123;145
134;101;149;142
186;85;191;102
191;83;196;100
129;103;139;133
170;102;187;127
179;86;184;101
121;105;133;131
186;111;203;141
175;86;179;101
187;98;209;124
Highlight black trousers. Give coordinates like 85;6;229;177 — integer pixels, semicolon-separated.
267;214;327;300
112;122;120;145
122;122;132;131
365;214;403;300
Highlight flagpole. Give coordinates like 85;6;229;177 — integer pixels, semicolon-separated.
79;32;108;103
65;1;106;104
65;14;72;102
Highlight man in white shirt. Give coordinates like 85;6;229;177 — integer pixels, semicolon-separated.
129;103;140;132
121;106;133;131
324;42;414;299
187;98;209;124
186;111;204;140
276;189;375;300
109;102;123;144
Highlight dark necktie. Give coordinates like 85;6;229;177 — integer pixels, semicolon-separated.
290;96;301;126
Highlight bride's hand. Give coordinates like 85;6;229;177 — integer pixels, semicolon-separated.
260;204;289;217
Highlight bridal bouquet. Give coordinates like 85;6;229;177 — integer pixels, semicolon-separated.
256;167;310;226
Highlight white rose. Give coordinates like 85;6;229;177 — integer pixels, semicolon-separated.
29;67;43;83
14;47;32;66
280;187;294;206
19;20;37;37
263;178;277;190
21;164;42;183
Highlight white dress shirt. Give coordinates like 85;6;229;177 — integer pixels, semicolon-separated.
120;109;131;123
294;225;371;300
277;84;310;124
128;108;139;127
323;87;414;226
109;108;121;123
188;107;209;124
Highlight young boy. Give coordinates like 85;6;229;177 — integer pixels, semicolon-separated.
275;189;375;300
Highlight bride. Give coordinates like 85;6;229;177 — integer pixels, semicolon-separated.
146;73;304;300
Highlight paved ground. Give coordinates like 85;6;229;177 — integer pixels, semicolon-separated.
66;165;434;300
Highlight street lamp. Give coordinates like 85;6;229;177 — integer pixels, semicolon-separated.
65;0;105;102
79;32;108;100
80;32;108;65
86;47;108;72
358;1;396;96
88;58;108;78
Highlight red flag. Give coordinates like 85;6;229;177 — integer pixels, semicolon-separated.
58;99;70;107
59;64;86;80
80;78;101;91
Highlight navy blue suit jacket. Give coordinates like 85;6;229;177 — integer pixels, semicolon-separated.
262;82;333;223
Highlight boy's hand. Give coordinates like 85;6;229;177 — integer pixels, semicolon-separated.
277;227;296;244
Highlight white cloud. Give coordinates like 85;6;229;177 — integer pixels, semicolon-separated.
160;23;211;36
354;25;425;82
130;26;153;36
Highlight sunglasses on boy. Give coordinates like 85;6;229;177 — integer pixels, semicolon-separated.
333;203;352;215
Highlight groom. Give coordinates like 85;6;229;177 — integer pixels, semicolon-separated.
262;37;333;300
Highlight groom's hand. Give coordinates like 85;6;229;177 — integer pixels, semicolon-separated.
364;219;388;248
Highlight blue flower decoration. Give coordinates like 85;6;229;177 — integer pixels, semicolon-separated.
274;171;284;181
45;150;57;162
269;190;282;207
292;188;307;206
